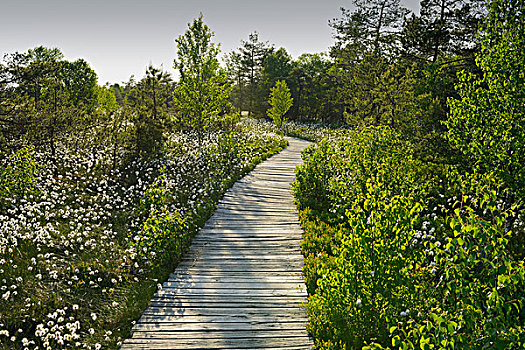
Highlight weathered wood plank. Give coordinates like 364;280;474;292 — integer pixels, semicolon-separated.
127;330;309;339
122;337;312;349
131;321;309;332
161;281;306;290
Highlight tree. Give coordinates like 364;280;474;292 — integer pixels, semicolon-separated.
330;0;409;60
401;0;484;63
267;80;293;130
287;53;338;122
173;14;231;142
125;65;173;157
262;48;293;90
60;59;98;114
0;47;101;150
445;0;525;197
238;32;273;116
224;51;244;117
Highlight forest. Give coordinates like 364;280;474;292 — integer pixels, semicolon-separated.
0;0;524;348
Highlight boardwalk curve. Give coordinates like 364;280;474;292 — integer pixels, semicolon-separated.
122;137;313;349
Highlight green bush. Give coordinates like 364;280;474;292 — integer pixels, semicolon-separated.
294;127;525;349
0;146;39;204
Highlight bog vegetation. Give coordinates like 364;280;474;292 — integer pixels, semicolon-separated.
292;0;525;348
1;0;524;348
0;17;285;350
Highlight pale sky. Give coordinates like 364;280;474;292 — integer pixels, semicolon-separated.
1;0;420;85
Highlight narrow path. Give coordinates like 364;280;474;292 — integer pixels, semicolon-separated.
122;137;312;350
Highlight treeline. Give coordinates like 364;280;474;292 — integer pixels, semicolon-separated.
0;47;114;155
225;0;484;154
225;34;338;123
0;15;236;166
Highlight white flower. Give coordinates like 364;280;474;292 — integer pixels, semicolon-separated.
356;299;362;308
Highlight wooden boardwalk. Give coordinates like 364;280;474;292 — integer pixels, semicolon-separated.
121;137;313;349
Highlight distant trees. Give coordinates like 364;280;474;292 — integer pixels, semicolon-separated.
226;44;341;123
225;32;272;117
287;53;338;122
0;46;100;159
174;14;232;142
239;32;272;116
401;0;484;62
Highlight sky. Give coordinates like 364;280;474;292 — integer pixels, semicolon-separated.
1;0;420;85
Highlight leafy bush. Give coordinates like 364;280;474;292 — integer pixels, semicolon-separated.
0;146;39;205
294;127;525;349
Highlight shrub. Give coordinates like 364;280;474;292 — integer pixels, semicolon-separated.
294;127;525;349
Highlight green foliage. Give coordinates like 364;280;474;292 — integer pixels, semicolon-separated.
401;0;483;62
95;85;119;115
0;46;99;152
446;0;525;197
132;175;186;264
0;146;39;205
287;53;340;123
341;55;434;140
267;80;292;130
294;127;525;349
174;14;232;134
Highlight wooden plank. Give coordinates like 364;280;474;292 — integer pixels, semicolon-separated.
185;251;302;258
218;199;295;207
209;215;299;222
220;194;294;204
161;281;306;290
175;264;305;272
215;208;297;215
122;337;312;349
191;237;302;243
229;186;293;194
131;321;308;332
205;222;300;228
189;243;302;250
181;255;303;261
199;226;302;233
142;307;306;316
169;271;305;279
192;236;301;243
155;287;307;296
222;188;293;196
167;276;305;283
150;295;308;303
127;329;308;339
